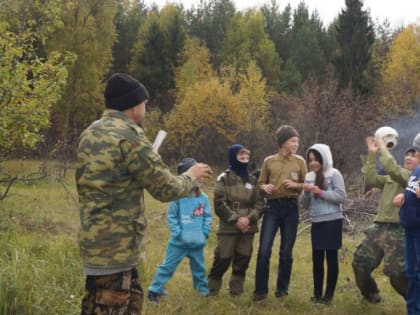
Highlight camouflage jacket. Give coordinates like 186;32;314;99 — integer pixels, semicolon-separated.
76;109;197;270
214;170;264;234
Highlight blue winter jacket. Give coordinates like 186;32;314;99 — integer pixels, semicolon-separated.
399;166;420;228
300;144;346;223
167;192;212;248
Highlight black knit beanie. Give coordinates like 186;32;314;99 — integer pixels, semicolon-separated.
104;73;150;111
275;125;299;147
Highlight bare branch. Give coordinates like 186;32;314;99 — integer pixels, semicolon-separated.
0;176;17;200
56;177;79;208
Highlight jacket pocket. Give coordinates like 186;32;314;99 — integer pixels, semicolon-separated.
181;230;206;247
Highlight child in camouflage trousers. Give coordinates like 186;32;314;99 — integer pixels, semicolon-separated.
352;136;419;303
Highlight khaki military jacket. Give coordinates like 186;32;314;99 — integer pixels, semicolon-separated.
258;152;307;199
76;110;197;270
214;170;264;234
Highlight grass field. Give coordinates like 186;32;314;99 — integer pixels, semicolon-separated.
0;160;405;314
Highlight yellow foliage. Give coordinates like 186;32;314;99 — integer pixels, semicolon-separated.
382;24;420;113
166;57;270;157
159;3;183;33
165;77;241;154
237;62;271;132
175;37;215;100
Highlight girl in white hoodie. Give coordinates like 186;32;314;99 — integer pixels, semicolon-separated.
300;144;346;304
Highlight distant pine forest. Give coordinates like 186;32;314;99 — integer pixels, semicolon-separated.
1;0;419;177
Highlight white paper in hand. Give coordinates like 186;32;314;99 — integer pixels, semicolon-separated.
305;172;316;183
152;130;168;152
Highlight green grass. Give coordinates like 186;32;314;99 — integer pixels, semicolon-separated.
0;160;405;314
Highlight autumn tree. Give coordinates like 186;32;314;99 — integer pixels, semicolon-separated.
175;37;215;100
0;1;72;156
164;40;270;165
46;0;117;157
235;62;272;160
218;9;281;89
381;24;420;116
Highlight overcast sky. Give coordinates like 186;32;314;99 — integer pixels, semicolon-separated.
144;0;420;28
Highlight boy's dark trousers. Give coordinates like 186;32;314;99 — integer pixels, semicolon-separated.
254;199;298;296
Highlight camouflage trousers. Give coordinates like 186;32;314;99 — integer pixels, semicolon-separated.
81;268;143;315
352;223;407;299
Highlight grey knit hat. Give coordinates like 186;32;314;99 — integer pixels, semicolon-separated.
413;132;420;152
177;158;197;174
275;125;299;147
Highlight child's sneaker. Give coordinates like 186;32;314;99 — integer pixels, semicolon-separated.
147;291;159;304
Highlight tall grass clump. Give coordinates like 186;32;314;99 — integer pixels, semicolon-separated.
0;232;82;315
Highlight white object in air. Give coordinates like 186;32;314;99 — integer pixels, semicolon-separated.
152;130;168;152
375;126;399;150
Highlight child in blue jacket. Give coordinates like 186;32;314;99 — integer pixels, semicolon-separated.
147;158;212;303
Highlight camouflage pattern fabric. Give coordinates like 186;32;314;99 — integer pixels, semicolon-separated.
76;109;197;270
214;170;264;234
81;269;143;315
352;223;407;298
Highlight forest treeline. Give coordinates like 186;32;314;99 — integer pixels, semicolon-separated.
1;0;419;176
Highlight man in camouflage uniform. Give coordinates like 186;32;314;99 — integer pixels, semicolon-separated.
76;73;212;315
352;136;419;303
